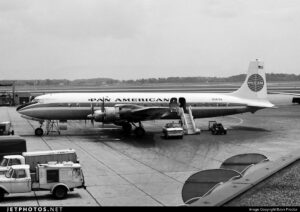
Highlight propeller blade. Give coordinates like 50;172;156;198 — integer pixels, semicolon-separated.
90;102;95;127
102;97;105;126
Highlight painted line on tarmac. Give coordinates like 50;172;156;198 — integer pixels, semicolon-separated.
226;116;244;129
64;135;164;206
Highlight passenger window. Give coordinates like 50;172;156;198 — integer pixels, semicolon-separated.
15;169;26;178
47;170;59;183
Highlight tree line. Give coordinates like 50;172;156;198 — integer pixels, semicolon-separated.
1;73;300;87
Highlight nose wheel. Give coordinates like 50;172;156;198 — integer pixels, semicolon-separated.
35;128;44;136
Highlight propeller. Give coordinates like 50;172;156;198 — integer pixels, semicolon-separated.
101;97;105;127
87;102;95;126
87;98;105;127
91;102;95;126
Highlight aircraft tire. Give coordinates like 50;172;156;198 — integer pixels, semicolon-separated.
35;128;44;136
122;123;132;133
134;127;145;137
0;189;5;201
53;186;68;199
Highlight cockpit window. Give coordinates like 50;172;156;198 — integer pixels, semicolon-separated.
16;100;39;111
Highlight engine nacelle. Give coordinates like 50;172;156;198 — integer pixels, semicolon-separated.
94;107;120;123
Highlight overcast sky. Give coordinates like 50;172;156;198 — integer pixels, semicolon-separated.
1;0;300;80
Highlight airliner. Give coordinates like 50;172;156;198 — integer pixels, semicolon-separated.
17;60;274;137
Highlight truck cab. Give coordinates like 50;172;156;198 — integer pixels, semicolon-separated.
0;165;31;195
0;155;25;175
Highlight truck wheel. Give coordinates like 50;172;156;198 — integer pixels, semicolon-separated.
0;190;5;201
53;186;68;199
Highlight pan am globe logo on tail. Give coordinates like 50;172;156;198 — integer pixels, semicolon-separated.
247;74;264;92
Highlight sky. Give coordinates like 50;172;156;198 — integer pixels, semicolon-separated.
1;0;300;80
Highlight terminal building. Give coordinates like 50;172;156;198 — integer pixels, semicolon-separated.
0;82;43;106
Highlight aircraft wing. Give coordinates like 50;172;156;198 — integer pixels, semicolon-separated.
118;104;171;121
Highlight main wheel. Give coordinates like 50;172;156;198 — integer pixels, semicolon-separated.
53;186;68;199
35;128;44;136
122;122;132;133
134;127;146;137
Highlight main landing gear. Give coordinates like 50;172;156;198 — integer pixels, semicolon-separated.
121;121;146;137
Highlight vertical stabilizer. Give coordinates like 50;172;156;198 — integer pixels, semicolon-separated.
232;60;267;100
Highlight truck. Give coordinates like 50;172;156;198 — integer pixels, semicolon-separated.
162;122;184;139
0;149;78;175
0;162;86;201
0;122;14;136
0;136;27;161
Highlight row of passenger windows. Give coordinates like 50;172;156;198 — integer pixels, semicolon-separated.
59;103;245;107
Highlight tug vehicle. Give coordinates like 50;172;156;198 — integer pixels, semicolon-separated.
0;122;14;136
208;121;227;135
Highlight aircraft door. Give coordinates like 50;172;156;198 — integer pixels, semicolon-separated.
169;98;178;112
179;97;187;113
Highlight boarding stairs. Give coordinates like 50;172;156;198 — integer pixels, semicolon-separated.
177;106;201;135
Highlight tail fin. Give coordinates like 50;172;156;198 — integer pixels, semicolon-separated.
232;60;267;100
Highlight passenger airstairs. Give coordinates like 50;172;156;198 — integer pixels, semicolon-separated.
178;106;201;135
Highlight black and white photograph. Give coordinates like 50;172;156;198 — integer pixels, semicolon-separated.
0;0;300;208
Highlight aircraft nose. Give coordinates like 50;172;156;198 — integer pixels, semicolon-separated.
16;104;26;112
16;101;38;112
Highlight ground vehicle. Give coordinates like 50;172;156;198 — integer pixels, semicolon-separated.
0;162;85;201
0;149;78;174
0;122;14;136
162;122;184;139
208;121;227;135
0;136;26;161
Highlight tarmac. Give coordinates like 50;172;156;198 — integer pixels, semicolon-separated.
0;103;299;206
